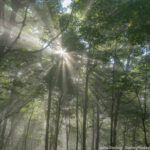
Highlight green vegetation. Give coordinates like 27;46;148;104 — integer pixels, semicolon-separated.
0;0;150;150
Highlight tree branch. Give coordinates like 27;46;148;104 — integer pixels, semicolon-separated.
29;1;75;53
2;5;29;57
9;5;29;48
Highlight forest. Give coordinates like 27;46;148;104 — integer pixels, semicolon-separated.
0;0;150;150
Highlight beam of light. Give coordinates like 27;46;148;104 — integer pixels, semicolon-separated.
1;7;43;50
51;48;75;93
54;48;74;73
82;0;94;17
56;49;67;57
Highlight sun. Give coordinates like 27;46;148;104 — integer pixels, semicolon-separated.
56;49;67;57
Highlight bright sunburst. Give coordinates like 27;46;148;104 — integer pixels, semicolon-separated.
56;49;67;57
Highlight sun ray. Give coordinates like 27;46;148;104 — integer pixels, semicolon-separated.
82;0;94;17
56;49;67;57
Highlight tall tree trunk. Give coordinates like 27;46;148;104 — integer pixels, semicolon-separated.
45;89;52;150
95;104;100;150
143;68;149;147
76;92;79;150
132;118;137;147
112;93;121;147
49;131;53;150
110;61;115;147
110;52;123;148
136;90;149;147
0;119;7;150
135;65;149;147
0;0;4;26
24;108;34;150
66;117;70;150
122;119;128;150
54;94;63;150
91;107;95;150
3;115;19;150
82;59;89;150
142;118;149;147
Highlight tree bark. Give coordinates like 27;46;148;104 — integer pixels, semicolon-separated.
82;59;89;150
142;117;149;147
76;92;79;150
132;118;137;147
0;0;4;26
24;108;34;150
66;117;70;150
54;94;63;150
110;52;123;148
45;89;52;150
143;68;149;147
112;95;121;147
91;107;95;150
110;59;115;147
0;119;7;150
122;119;128;150
135;68;149;147
95;104;100;150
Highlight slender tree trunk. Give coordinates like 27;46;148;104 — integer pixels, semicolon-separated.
76;92;79;150
143;69;149;147
113;94;121;147
45;89;52;150
49;131;53;150
110;59;123;148
66;117;70;150
136;90;149;147
142;117;149;147
24;108;34;150
91;107;95;150
82;59;89;150
54;94;63;150
3;122;13;150
0;119;7;150
135;67;149;147
95;104;100;150
0;0;4;26
132;120;137;147
110;61;115;147
3;116;18;150
122;119;127;150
